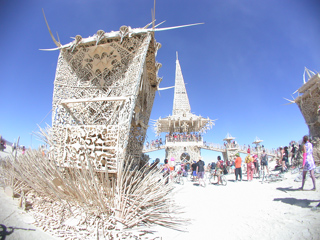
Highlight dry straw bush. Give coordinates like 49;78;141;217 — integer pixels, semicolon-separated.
0;128;185;239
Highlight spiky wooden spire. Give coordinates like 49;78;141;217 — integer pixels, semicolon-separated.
172;52;191;116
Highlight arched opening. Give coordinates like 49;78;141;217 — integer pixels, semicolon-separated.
180;152;190;162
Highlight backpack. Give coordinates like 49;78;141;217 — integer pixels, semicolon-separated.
211;162;216;169
245;156;252;164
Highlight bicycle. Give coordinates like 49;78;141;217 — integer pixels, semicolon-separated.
173;172;184;185
187;172;197;182
290;164;302;174
198;176;206;187
259;167;270;184
293;166;320;182
208;170;227;186
268;172;287;182
254;166;260;179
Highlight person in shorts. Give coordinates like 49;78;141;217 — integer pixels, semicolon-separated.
260;150;269;174
215;157;223;184
191;161;198;181
197;157;205;185
234;153;242;181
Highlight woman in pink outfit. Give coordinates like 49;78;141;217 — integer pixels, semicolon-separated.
245;154;254;181
300;135;316;190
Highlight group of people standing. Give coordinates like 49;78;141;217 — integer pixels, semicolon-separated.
276;136;316;190
166;133;202;143
231;150;268;182
159;135;317;191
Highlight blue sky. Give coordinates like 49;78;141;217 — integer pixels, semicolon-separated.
0;0;319;163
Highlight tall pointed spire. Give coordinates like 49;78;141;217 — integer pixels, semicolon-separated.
172;52;191;116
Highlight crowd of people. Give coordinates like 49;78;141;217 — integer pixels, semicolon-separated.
165;133;202;143
145;133;203;149
0;136;26;154
152;135;317;194
145;138;164;149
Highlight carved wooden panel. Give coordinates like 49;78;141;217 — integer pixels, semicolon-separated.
50;29;161;171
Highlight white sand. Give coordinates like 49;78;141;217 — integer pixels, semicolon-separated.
0;190;58;240
150;167;320;240
1;151;319;239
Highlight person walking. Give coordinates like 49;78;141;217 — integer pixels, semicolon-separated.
245;153;254;181
296;144;304;166
215;158;223;185
162;159;171;184
260;150;269;174
253;155;258;175
197;157;205;186
191;161;198;181
300;135;316;191
283;146;289;170
234;153;242;181
291;144;297;165
210;160;216;174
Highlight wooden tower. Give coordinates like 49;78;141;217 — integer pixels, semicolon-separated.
43;14;203;173
154;53;215;163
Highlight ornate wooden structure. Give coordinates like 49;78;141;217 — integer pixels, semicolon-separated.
154;53;215;162
146;56;276;162
42;12;203;173
288;68;320;162
51;29;160;173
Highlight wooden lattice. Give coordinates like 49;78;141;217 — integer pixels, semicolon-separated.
293;68;320;163
49;28;162;172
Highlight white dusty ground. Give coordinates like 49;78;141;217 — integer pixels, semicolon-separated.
150;164;320;240
1;148;319;240
0;191;58;240
0;147;58;239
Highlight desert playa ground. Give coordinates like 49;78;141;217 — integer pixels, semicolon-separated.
0;153;319;240
153;168;320;240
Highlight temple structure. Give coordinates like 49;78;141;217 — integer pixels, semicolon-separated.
289;68;320;162
145;55;276;162
42;10;203;174
153;53;215;162
48;27;161;173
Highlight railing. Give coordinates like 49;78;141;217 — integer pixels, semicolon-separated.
203;142;278;157
143;139;278;157
143;144;165;152
165;135;202;143
203;142;226;151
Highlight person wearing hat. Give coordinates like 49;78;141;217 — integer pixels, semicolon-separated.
234;153;242;181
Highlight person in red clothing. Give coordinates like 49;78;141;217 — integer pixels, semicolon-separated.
234;153;242;181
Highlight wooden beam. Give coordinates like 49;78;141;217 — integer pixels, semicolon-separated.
60;96;127;105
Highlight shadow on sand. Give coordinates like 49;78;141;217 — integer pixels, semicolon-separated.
273;197;320;209
0;224;35;240
276;186;303;193
276;186;316;193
